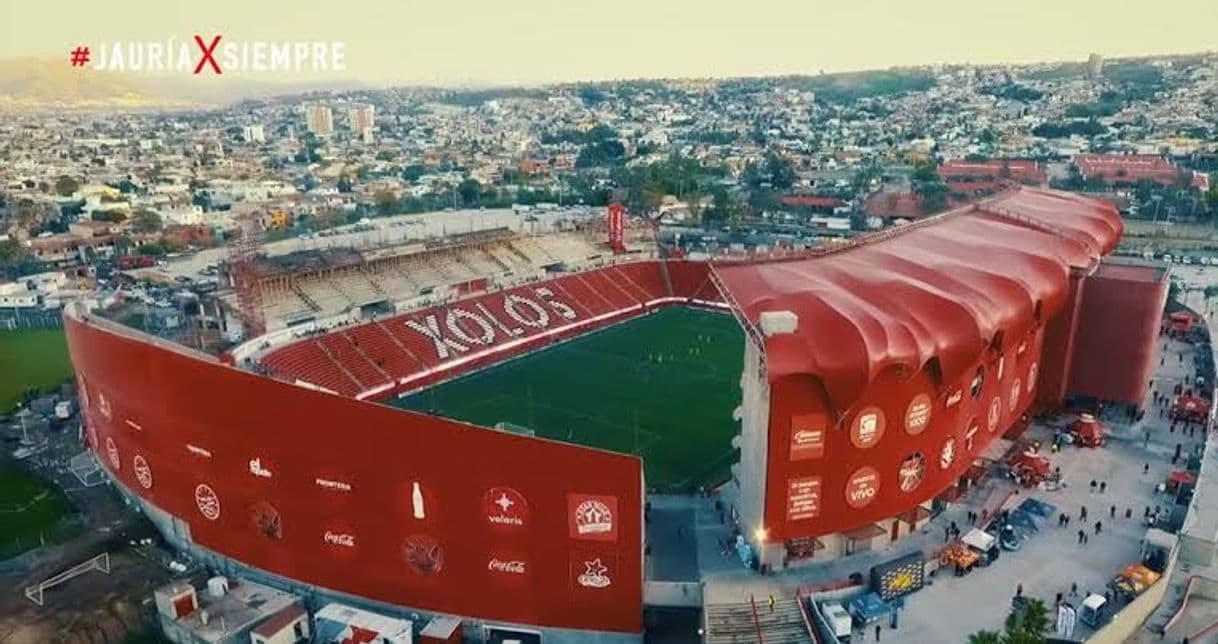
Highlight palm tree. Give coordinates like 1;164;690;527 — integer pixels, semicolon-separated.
967;598;1051;644
968;631;1002;644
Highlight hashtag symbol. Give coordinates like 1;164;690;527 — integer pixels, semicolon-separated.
69;46;90;68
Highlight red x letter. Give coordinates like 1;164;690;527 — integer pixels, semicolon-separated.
193;35;223;75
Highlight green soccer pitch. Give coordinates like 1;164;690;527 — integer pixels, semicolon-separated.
396;307;744;491
0;329;72;413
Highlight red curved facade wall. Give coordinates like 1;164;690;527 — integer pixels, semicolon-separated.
765;327;1044;540
715;189;1126;542
1066;262;1169;405
66;315;643;634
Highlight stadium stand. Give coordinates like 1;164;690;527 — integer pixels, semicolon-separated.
259;259;714;398
247;233;613;331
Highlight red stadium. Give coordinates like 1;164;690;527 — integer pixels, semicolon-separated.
64;187;1167;641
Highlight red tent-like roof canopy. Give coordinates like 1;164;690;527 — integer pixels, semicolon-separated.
714;188;1123;411
1176;395;1209;414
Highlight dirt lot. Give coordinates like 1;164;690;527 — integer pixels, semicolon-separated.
0;548;174;644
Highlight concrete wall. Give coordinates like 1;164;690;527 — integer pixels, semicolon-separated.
644;581;703;607
736;339;772;565
1178;533;1216;567
1086;547;1178;644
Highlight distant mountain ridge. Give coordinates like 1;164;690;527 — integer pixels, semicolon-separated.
0;58;371;111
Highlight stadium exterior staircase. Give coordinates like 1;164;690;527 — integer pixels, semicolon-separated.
704;596;813;644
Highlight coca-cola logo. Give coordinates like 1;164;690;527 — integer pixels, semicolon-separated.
324;531;356;547
488;558;527;574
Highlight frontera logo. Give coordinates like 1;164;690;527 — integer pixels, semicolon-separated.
577;558;612;588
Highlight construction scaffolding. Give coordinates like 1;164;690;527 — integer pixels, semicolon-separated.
229;215;267;338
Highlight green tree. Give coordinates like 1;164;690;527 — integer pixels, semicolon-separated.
54;175;80;197
457;179;482;206
374;190;398;216
968;599;1052;644
132;209;162;233
967;631;1003;644
1169;280;1183;306
92;210;127;223
911;160;939;183
402;164;427;182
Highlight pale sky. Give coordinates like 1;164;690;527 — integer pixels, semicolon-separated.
3;0;1216;85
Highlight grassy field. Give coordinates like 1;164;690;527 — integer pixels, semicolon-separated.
0;329;72;412
0;464;73;556
397;307;744;491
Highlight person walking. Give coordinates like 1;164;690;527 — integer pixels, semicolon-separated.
1077;529;1085;545
1095;521;1102;535
1089;480;1097;493
875;624;882;642
768;595;775;613
1110;505;1116;519
1080;506;1088;521
1100;481;1107;493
